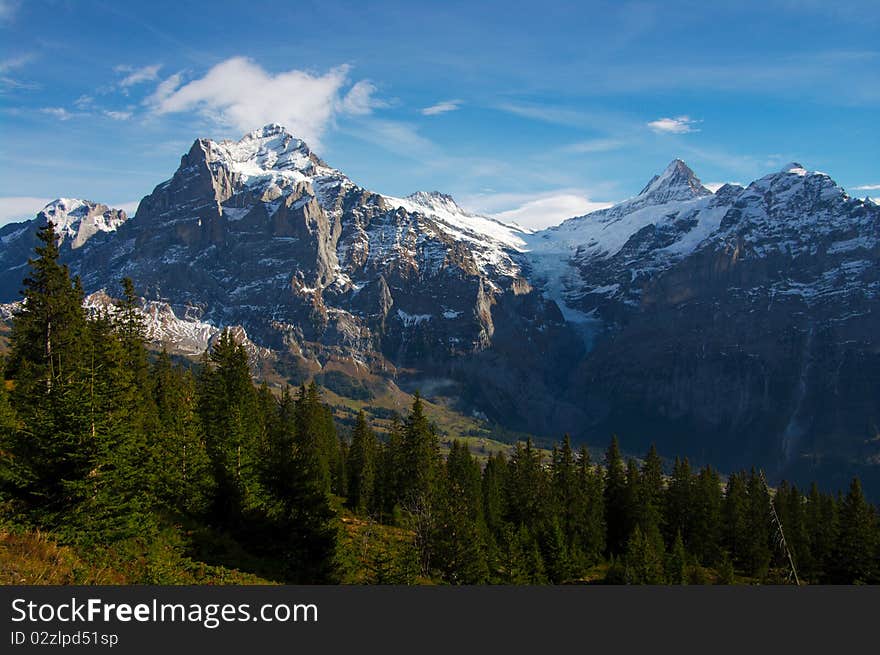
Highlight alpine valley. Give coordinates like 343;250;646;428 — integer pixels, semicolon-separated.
1;124;878;497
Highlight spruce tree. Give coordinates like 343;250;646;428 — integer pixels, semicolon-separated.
574;445;605;565
666;531;688;585
831;478;878;584
481;451;508;538
399;392;439;506
347;410;377;515
4;222;92;524
623;525;666;584
722;471;749;569
603;435;628;555
804;482;838;582
689;465;722;565
744;469;772;579
150;350;213;515
664;456;693;549
432;441;488;584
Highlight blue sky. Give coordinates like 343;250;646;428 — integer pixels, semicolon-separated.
1;0;878;228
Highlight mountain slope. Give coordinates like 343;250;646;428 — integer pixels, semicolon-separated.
0;125;583;437
0;129;877;496
528;160;879;495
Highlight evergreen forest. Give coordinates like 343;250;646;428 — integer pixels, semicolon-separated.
1;223;878;585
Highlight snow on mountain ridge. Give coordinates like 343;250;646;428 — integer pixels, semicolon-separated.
38;198;128;249
523;159;878;316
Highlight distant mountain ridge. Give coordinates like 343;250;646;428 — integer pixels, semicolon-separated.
1;124;877;497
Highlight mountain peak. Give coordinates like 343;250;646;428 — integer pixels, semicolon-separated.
406;190;464;214
637;159;711;203
246;123;291;139
38;198;127;249
780;162;807;176
203;124;327;179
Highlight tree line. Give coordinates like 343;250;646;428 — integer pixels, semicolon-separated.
1;223;878;584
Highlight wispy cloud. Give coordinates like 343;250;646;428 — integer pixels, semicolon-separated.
339;80;386;116
422;99;462;116
0;54;37;91
561;138;625;153
853;183;880;191
40;107;73;120
496;102;593;127
0;54;29;74
0;196;51;226
147;57;377;147
346;119;438;158
103;110;132;121
647;115;700;134
115;64;161;88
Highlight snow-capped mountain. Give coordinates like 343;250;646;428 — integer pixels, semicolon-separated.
0;125;575;416
525;159;879;317
0;199;128;299
525;159;879;495
0;126;877;496
38;198;128;249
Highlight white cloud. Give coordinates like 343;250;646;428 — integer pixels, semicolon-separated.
103;110;132;120
0;196;51;226
148;72;183;105
116;64;161;88
647;115;700;134
462;190;614;230
853;183;880;191
148;57;375;147
422;99;462;116
562;138;625;153
40;107;73;120
0;54;37;90
339;80;385;115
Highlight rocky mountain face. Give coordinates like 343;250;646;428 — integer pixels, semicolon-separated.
0;199;127;300
525;160;880;495
1;127;877;496
0;124;582;436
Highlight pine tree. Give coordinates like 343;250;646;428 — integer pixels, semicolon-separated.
572;445;605;565
346;410;377;515
432;440;488;584
664;456;693;549
831;477;878;584
505;438;547;530
743;469;772;579
198;329;265;525
150;351;213;515
666;531;688;585
804;482;838;582
399;392;439;505
550;435;578;543
481;451;508;538
722;471;749;569
689;465;722;565
623;525;666;584
603;435;628;555
638;444;665;537
3;222;92;524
